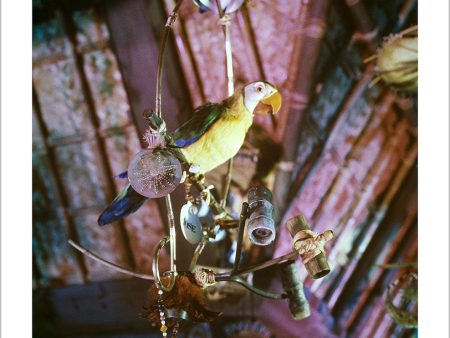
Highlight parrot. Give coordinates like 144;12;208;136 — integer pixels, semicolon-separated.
97;81;282;226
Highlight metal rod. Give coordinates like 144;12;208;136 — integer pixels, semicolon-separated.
215;0;235;209
155;0;184;117
153;0;184;285
166;197;177;274
221;158;233;208
230;203;249;276
224;276;286;300
68;240;154;280
216;251;299;279
223;19;235;95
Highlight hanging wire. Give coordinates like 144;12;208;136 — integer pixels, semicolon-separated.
68;240;154;280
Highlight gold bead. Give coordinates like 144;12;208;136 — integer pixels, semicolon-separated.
160;324;168;333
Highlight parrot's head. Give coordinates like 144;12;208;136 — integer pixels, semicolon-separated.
243;81;282;115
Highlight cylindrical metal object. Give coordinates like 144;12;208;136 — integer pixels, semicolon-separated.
279;261;310;320
193;0;245;14
165;308;190;322
247;186;276;246
286;215;330;279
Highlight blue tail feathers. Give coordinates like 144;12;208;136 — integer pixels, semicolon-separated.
97;184;147;226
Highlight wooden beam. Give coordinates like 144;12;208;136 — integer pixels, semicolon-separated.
308;117;415;298
32;85;88;284
272;0;332;216
344;207;417;330
364;238;417;337
61;8;137;274
327;156;417;314
308;92;396;233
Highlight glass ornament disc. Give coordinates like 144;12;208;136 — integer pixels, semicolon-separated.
128;149;182;198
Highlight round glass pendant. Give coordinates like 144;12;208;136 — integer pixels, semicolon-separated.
128;149;182;198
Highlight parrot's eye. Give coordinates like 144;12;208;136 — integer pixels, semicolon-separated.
255;84;264;93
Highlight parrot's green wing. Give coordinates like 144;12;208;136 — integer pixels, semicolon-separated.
171;102;224;147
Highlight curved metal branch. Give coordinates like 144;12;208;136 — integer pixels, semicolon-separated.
230;202;249;276
68;240;154;280
189;237;208;272
216;251;299;279
155;0;184;117
153;236;177;291
153;0;184;283
223;276;286;300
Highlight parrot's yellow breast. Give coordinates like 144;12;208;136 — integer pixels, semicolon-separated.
180;112;252;173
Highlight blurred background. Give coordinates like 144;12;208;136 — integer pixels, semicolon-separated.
32;0;417;337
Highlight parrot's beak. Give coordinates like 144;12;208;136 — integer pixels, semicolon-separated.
261;91;282;114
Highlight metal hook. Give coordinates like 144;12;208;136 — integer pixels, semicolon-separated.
153;236;178;292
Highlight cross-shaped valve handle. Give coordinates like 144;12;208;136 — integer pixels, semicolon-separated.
286;215;334;279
